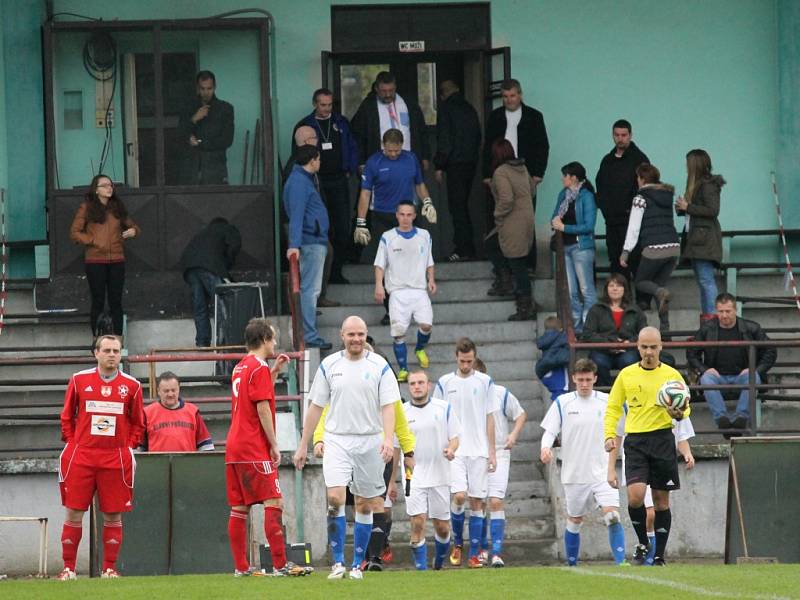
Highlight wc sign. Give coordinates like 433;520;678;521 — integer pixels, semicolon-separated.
399;40;425;52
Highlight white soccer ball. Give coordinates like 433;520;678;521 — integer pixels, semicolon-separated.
656;380;690;411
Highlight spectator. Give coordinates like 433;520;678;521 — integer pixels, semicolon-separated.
675;149;724;323
483;79;549;272
595;119;649;288
535;316;570;401
284;145;332;350
686;293;776;433
433;80;482;262
580;274;646;387
181;217;241;347
484;139;536;321
69;174;139;336
142;371;214;452
619;164;679;332
550;162;598;331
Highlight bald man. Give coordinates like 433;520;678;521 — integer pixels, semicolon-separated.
603;326;690;566
294;316;399;580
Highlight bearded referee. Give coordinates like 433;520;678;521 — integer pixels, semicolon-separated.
604;326;689;566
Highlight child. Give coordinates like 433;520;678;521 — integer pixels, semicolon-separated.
536;316;570;401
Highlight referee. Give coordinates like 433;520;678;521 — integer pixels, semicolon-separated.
604;326;689;566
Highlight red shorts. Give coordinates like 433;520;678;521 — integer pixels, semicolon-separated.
226;462;282;507
59;444;136;513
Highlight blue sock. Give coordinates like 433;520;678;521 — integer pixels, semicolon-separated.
565;525;581;566
393;341;408;370
328;512;346;565
608;522;626;565
353;513;373;569
434;534;450;568
480;515;489;551
468;514;484;558
646;533;656;565
412;540;428;570
415;329;431;351
451;505;465;547
490;512;506;556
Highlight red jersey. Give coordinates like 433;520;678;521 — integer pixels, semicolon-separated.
143;399;214;452
225;354;276;463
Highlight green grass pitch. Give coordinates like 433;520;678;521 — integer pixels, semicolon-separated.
3;564;799;599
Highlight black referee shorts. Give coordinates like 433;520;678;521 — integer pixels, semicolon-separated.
624;427;680;491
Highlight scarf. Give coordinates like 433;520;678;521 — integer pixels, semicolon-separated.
557;184;581;218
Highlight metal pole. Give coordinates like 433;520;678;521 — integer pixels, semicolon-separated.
748;344;758;435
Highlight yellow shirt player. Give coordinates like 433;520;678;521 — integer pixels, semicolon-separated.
603;326;689;567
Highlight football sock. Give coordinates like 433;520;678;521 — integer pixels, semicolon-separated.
264;506;287;570
328;505;346;565
353;512;373;569
565;521;582;566
415;329;431;351
654;509;671;560
480;514;489;551
411;539;427;570
628;504;649;546
434;532;450;567
468;512;484;558
61;520;82;571
228;509;249;572
101;520;123;572
647;531;656;565
393;341;408;371
608;522;626;565
368;511;387;561
451;502;465;546
490;511;506;556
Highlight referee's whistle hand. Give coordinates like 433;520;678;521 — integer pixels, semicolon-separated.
293;448;308;470
604;438;617;452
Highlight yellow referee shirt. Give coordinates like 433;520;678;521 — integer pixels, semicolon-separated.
312;400;416;454
604;362;690;440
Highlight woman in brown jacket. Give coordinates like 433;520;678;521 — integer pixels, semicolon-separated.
485;139;535;320
70;174;139;336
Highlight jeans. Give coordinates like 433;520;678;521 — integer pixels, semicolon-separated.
485;232;531;297
700;370;760;422
300;243;327;343
85;262;125;335
590;349;640;387
564;244;597;330
445;162;477;256
185;268;222;347
692;259;718;314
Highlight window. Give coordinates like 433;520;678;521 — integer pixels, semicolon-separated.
339;64;389;120
416;62;437;125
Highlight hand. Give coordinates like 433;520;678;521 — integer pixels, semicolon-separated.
387;479;398;502
354;218;371;245
379;439;394;463
313;442;324;458
434;170;444;185
540;447;553;464
428;280;437;295
421;198;437;224
608;469;619;489
422;159;430;171
682;452;695;470
189;135;201;147
504;433;518;450
443;446;456;461
403;454;416;471
531;176;542;191
121;228;137;239
619;252;629;268
191;104;210;124
270;445;281;466
293;446;308;470
551;216;564;232
667;405;687;420
675;196;688;211
374;284;386;304
286;248;300;260
604;438;617;452
488;453;497;472
273;353;290;373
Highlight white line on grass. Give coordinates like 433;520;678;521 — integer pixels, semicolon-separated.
562;567;792;600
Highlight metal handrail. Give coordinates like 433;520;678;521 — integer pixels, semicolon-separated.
287;252;304;353
552;231;577;344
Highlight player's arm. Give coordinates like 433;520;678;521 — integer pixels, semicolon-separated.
607;436;622;488
374;265;386;304
295;402;325;469
677;439;695;469
380;402;396;463
539;400;561;464
256;400;281;464
388;447;400;502
60;377;78;442
357;188;371;220
426;264;436;295
604;376;625;448
505;409;527;450
486;412;497;470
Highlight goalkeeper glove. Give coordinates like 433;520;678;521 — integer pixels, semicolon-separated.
421;197;437;224
353;217;371;245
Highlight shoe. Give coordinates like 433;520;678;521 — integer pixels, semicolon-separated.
478;549;489;566
717;415;732;430
508;295;536;321
317;297;341;308
448;253;473;262
415;349;429;368
467;556;483;569
100;568;121;578
56;567;77;581
381;545;393;564
655;288;671;316
349;567;364;580
633;543;651;565
731;415;748;430
449;544;462;566
366;559;383;572
618;560;631;567
491;555;505;568
487;269;514;297
271;562;308;576
234;567;266;577
328;562;347;580
381;313;390;326
306;339;333;351
653;556;667;566
329;274;350;284
397;369;409;383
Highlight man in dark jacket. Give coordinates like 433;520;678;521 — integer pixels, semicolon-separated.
595;120;649;286
181;217;242;347
686;293;776;433
434;80;481;261
483;79;549;271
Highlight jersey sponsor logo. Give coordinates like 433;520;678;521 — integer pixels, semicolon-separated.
331;372;343;378
117;384;129;398
86;400;125;414
84;386;94;392
90;414;116;436
101;386;112;397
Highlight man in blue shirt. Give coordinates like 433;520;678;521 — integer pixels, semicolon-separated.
284;145;332;350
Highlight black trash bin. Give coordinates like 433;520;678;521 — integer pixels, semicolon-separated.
213;282;268;377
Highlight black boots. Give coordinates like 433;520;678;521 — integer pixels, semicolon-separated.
488;268;514;297
508;296;536;321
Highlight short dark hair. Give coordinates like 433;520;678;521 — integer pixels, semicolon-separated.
156;371;180;387
395;200;416;212
501;78;522;94
383;128;404;146
612;119;632;132
375;71;396;86
313;87;333;103
94;335;122;351
294;144;319;166
715;292;736;306
636;163;660;184
244;318;275;350
196;70;216;85
573;358;597;374
473;358;487;374
455;337;476;355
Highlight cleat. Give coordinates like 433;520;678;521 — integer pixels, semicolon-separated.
618;560;631;567
433;561;443;571
415;349;430;368
490;555;505;568
381;545;393;564
234;567;266;577
272;562;307;576
449;545;463;566
349;567;364;580
468;556;483;569
56;567;77;581
100;568;121;578
366;559;383;572
397;369;409;383
328;562;347;580
478;549;489;566
633;543;651;565
653;557;667;566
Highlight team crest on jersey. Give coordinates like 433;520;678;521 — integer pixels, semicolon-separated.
117;384;129;398
101;386;112;397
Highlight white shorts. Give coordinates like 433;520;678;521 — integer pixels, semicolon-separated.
487;453;511;499
450;455;488;498
322;432;386;498
389;288;433;338
406;485;450;521
564;481;620;517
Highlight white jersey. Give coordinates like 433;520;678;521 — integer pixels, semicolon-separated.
540;391;610;484
374;227;434;294
433;371;497;458
493;385;526;459
402;399;461;488
309;351;399;435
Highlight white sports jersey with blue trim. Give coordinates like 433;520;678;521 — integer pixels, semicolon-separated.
432;370;497;458
374;227;434;293
403;398;461;487
492;385;525;458
308;351;400;435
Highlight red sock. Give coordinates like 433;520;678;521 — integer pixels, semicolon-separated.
264;506;287;570
61;521;82;571
228;509;249;572
102;521;123;572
